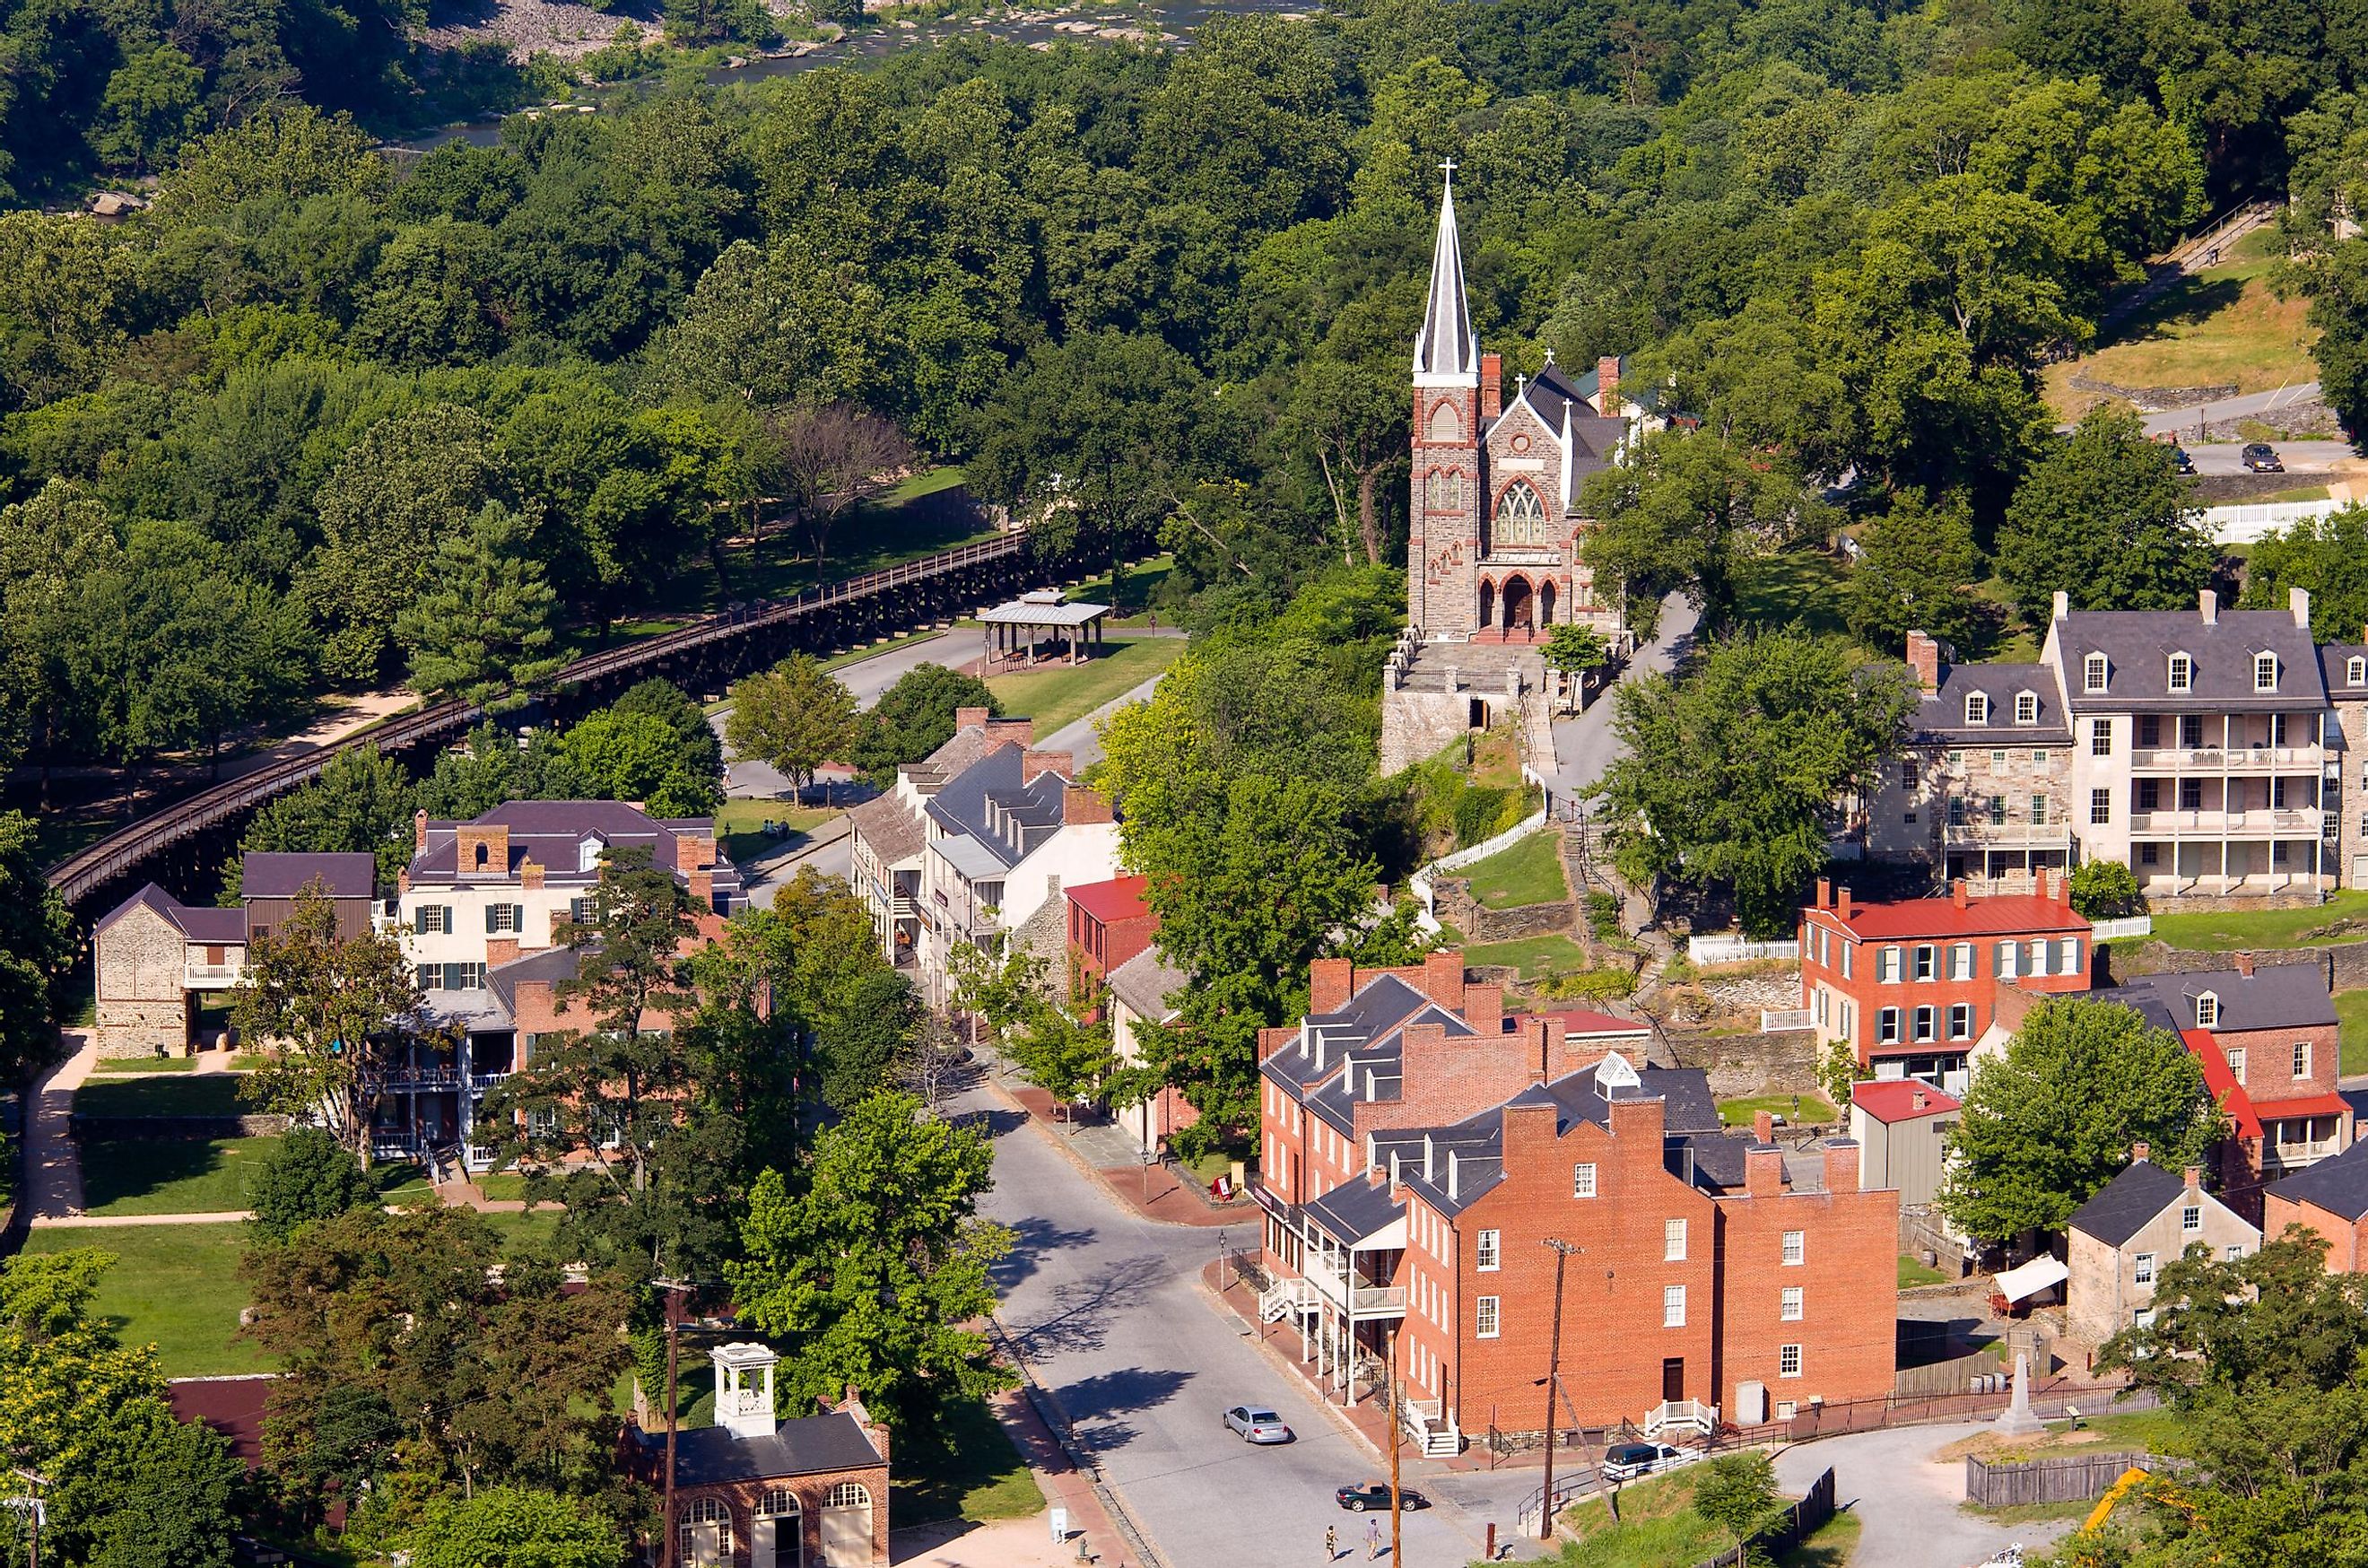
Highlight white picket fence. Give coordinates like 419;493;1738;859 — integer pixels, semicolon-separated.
1688;936;1801;964
1411;811;1551;935
2091;915;2155;941
2200;498;2347;544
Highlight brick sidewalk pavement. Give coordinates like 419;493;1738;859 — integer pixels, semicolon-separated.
1000;1082;1256;1232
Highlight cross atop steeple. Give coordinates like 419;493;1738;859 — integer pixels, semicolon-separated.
1438;157;1458;182
1412;171;1476;384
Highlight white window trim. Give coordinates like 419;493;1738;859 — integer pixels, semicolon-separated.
1476;1229;1501;1271
1572;1163;1598;1199
1665;1217;1687;1263
1779;1344;1803;1378
1780;1285;1804;1321
1476;1295;1501;1338
1663;1285;1686;1328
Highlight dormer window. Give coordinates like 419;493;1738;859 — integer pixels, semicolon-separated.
2255;652;2278;693
2195;991;2219;1028
1963;693;1990;726
2084;653;2108;693
2015;693;2038;726
2168;653;2193;693
2348;656;2365;686
578;835;605;873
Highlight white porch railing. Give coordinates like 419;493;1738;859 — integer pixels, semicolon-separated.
1642;1399;1717;1437
1761;1008;1815;1033
1401;1398;1461;1457
2090;916;2154;941
1259;1278;1317;1322
1690;936;1799;964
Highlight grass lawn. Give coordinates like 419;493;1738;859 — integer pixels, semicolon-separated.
22;1224;268;1376
1938;1406;2191;1467
87;1055;200;1074
711;797;838;867
1899;1254;1951;1288
986;636;1182;735
2256;483;2332;503
1777;1508;1861;1568
1555;1469;1732;1567
372;1160;434;1202
1460;831;1570;910
1464;933;1590;979
81;1135;277;1215
1736;545;1850;637
479;1206;563;1253
1717;1091;1835;1128
2045;231;2318;421
75;1073;250;1118
895;1395;1042;1526
1067;553;1176;624
2146;889;2368;951
2340;990;2368;1076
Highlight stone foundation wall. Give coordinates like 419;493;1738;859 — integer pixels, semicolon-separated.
1434;877;1575;943
1380;686;1473;776
1662;1026;1823;1101
94;999;188;1058
2104;938;2368;992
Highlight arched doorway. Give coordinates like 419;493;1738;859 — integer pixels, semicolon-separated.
756;1488;803;1568
680;1498;733;1568
1501;575;1533;635
1538;579;1557;628
1477;579;1495;631
822;1482;874;1566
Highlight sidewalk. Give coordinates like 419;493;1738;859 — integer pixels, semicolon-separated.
997;1081;1254;1231
983;1380;1151;1568
27;1031;96;1222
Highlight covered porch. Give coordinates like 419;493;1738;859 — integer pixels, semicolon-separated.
978;591;1112;671
1252;1179;1407;1412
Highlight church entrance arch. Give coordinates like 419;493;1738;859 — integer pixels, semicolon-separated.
1538;579;1556;628
1501;575;1534;635
1477;579;1494;631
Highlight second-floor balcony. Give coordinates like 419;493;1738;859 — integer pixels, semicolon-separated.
2264;1136;2344;1172
1941;821;2073;849
2127;807;2320;836
185;962;242;989
2130;744;2322;772
1302;1257;1406;1319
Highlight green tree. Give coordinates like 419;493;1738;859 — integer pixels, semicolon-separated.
1588;632;1919;936
91;45;205;177
605;678;723;788
1692;1452;1779;1549
1007;995;1118;1111
554;710;720;816
1997;406;2216;629
725;654;859;797
1580;431;1818;639
396;501;562;703
406;1486;626;1568
1541;623;1613;677
762;401;917;579
2068;859;2143;920
414;721;594;821
0;810;72;1085
0;479;125;791
730;1092;1014;1429
850;665;999;788
2288;240;2368;435
248;1126;378;1245
229;885;430;1167
2240;505;2368;640
1844;491;1997;658
237;745;417;888
1938;997;2224;1241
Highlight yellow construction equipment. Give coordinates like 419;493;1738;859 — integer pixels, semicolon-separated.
2083;1467;2152;1533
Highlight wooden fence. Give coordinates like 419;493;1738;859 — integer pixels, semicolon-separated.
1686;1468;1837;1568
1964;1452;2186;1508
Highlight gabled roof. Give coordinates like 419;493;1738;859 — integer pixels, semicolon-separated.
1851;1081;1960;1124
1916;664;2071;743
412;801;742;904
648;1411;883;1488
2057;607;2325;712
923;745;1072;874
2067;1161;2190;1247
2268;1136;2368;1222
241;851;375;901
2114;963;2336;1034
2320;643;2368;701
1068;875;1150;926
1412;175;1476;381
846;791;926;866
1809;892;2087;942
1108;945;1188;1023
93;884;246;944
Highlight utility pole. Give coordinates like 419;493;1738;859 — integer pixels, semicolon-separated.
1387;1327;1404;1568
1538;1239;1581;1542
657;1280;686;1568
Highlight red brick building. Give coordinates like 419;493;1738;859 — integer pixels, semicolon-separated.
2266;1138;2368;1271
1798;875;2092;1089
1066;875;1154;1011
637;1343;891;1568
1252;954;1898;1453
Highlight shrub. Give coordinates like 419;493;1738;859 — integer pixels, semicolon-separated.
1584;891;1622;942
2069;859;2145;920
248;1127;376;1244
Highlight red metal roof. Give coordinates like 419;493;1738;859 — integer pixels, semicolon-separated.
2250;1091;2352;1122
1850;1080;1960;1123
1809;893;2088;941
1067;875;1151;925
2184;1028;2262;1139
1528;1007;1653;1038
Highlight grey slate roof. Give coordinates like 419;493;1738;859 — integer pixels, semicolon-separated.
411;801;743;905
242;851;376;900
2320;644;2368;701
2112;963;2336;1034
648;1412;884;1487
2056;607;2325;713
2067;1160;2188;1247
923;745;1071;873
484;945;581;1017
1304;1175;1406;1245
1107;945;1188;1024
93;884;247;943
1915;664;2071;743
2267;1137;2368;1221
846;790;925;866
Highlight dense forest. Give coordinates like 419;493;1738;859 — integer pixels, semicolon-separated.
6;0;2368;788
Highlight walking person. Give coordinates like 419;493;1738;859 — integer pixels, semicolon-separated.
1365;1515;1381;1560
1325;1526;1338;1562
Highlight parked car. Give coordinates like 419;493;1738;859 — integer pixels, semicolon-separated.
1600;1442;1697;1480
2170;446;2196;474
1223;1406;1293;1444
1336;1483;1430;1512
2242;441;2285;472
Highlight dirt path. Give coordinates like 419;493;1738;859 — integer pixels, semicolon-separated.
27;1032;95;1223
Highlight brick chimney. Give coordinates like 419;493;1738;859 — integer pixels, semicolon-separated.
455;823;509;879
2183;1164;2202;1190
2131;1140;2151;1165
1911;1089;1928;1111
1020;749;1074;785
414;808;430;852
675;832;715;873
519;858;544;891
1465;983;1504;1035
2200;588;2218;625
1952;878;1971;910
1423;950;1467;1010
1754;1110;1776;1145
953;706;989;732
2234;951;2255;978
1815;878;1833;911
1596;355;1621;414
1822;1138;1861;1194
690;867;713;909
1746;1143;1784;1198
985;718;1035;745
1480;353;1503;418
486;936;520;966
1310;957;1354;1015
1835;884;1854;921
1905;631;1943;696
1061;783;1114;825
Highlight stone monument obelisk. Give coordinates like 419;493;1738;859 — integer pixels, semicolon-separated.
1994;1351;2045;1436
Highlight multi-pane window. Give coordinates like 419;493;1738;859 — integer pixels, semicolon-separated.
1947;797;1967;827
1781;1231;1805;1266
485;903;522;934
1665;1218;1687;1262
2181;1205;2202;1233
414;905;451;935
1663;1285;1686;1328
2032;795;2049;826
1494;480;1551;546
1780;1286;1804;1321
1912;1006;1936;1042
2227;1244;2247;1261
1572;1163;1598;1198
2092;788;2111;825
2139;715;2161;748
1476;1229;1500;1270
2085;653;2108;692
2196;992;2220;1027
1950;943;1973;980
2015;693;2039;725
2134;1252;2156;1285
2180;779;2203;811
2227;1047;2247;1084
1988;795;2007;825
2352;656;2367;686
1914;945;1936;981
1879;946;1902;983
2138;779;2161;811
1996;940;2018;979
2256;652;2279;692
417;963;444;990
1877;1008;1902;1044
1949;1004;1972;1040
2168;654;2193;693
568;896;595;923
1476;1296;1501;1337
2091;718;2114;756
444;963;485;990
2295;1041;2313;1080
2180;715;2204;749
1964;693;1990;725
1780;1345;1802;1377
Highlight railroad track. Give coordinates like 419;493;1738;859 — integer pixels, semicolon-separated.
47;532;1033;906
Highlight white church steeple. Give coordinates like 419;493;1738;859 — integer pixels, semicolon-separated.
1412;161;1477;387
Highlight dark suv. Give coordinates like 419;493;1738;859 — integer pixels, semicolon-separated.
2242;441;2285;473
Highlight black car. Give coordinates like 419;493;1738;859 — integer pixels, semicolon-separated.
1336;1483;1429;1511
2242;441;2285;473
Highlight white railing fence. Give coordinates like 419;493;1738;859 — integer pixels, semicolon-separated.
1410;812;1551;934
2202;498;2348;544
1689;936;1801;964
2090;915;2155;941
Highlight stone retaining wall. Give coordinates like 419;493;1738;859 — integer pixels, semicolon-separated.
1663;1025;1823;1099
2104;937;2368;992
1434;876;1576;943
2065;373;2237;411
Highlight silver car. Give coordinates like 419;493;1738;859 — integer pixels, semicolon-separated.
1223;1405;1293;1443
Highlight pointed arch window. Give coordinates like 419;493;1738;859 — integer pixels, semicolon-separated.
1427;403;1463;442
1494;481;1551;548
1423;469;1461;513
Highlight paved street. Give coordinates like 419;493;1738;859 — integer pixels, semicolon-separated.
2133;382;2321;440
964;1076;1540;1568
1551;592;1699;800
1772;1423;2075;1568
2181;438;2354;475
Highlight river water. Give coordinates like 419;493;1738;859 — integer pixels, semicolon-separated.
400;0;1304;149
